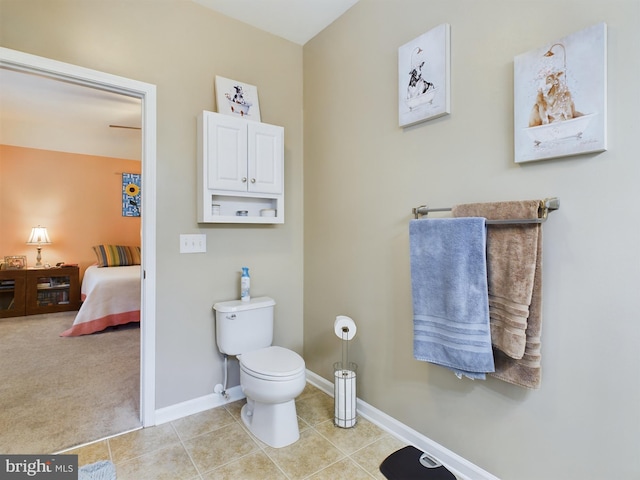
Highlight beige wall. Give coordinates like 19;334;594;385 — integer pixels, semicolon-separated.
0;0;304;409
0;145;141;277
3;0;639;478
303;0;640;478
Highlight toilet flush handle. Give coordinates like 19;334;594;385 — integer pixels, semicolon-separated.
226;314;236;320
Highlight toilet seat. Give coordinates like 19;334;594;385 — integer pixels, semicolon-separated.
240;346;305;381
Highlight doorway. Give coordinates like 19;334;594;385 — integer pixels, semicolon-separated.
0;47;156;432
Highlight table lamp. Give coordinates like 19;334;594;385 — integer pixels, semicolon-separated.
26;225;52;268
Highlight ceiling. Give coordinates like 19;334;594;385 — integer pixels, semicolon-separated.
0;67;143;160
193;0;359;45
0;0;357;160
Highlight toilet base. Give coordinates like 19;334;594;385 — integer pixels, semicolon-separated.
241;398;300;448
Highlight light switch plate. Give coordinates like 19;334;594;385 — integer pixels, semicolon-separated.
180;234;206;253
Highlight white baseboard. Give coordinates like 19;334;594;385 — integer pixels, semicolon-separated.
305;370;500;480
154;371;499;480
154;385;244;425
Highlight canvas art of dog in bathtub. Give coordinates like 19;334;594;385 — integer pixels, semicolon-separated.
529;70;583;127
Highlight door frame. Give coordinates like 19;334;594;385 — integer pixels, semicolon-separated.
0;47;157;427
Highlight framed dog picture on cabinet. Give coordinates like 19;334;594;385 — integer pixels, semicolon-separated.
514;22;607;163
398;23;451;128
215;76;261;122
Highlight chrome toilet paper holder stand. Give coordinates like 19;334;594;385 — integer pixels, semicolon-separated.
334;316;357;428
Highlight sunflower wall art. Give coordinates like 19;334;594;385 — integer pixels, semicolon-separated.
122;173;141;217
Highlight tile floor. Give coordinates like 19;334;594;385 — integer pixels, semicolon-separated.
64;383;410;479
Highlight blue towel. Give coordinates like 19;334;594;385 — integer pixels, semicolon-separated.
409;218;494;379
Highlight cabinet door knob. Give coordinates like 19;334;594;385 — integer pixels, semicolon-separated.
251;178;256;183
242;177;247;183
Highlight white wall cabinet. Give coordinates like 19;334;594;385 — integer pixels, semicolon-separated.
197;111;284;223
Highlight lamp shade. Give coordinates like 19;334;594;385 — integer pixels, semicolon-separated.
26;226;52;245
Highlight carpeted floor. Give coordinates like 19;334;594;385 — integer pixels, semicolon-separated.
0;311;141;454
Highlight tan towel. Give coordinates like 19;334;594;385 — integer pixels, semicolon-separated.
452;200;544;389
492;231;543;389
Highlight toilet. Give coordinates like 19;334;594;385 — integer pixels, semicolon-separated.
213;296;306;448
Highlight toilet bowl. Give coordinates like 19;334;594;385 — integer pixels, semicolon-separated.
238;345;306;448
213;297;306;448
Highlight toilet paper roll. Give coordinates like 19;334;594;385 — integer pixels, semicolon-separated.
334;369;357;428
334;315;357;340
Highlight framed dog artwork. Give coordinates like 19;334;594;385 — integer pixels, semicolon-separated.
215;76;261;122
514;23;607;163
398;24;451;128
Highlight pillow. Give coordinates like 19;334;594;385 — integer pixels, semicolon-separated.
93;245;141;267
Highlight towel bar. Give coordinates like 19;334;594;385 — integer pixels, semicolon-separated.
412;197;560;223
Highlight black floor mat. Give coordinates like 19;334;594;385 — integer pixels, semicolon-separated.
379;445;456;480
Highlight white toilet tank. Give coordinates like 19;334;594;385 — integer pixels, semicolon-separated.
213;296;275;355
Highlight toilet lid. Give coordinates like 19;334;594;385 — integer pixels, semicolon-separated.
240;346;305;379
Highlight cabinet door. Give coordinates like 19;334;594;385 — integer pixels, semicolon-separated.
206;113;248;192
247;122;284;194
0;270;26;318
26;268;80;315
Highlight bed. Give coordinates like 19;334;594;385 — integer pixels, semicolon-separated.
60;264;141;337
